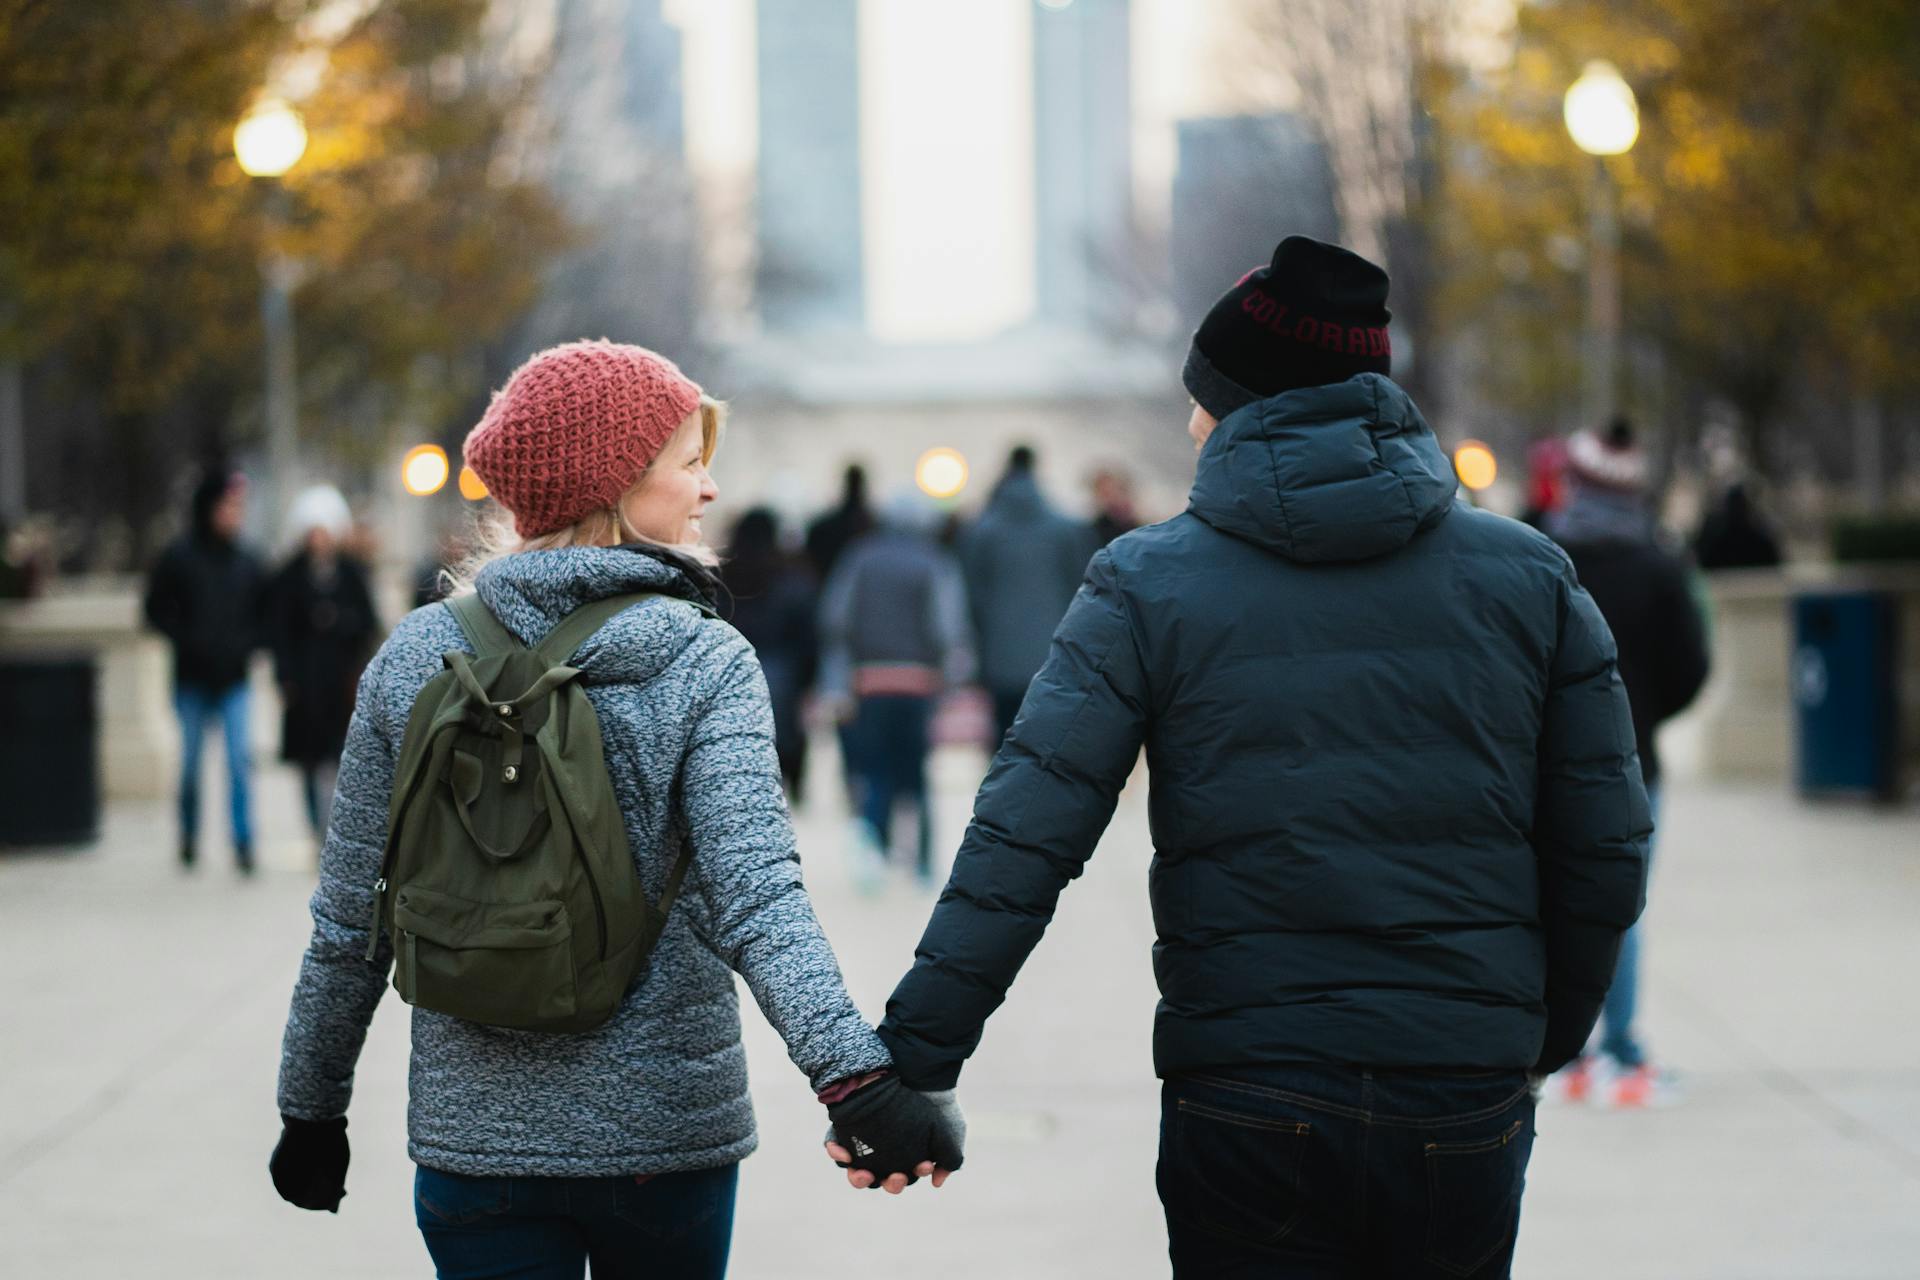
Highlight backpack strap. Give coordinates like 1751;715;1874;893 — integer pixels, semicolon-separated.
447;593;522;659
533;592;716;667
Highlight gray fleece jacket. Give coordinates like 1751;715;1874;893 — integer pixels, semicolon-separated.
276;546;892;1176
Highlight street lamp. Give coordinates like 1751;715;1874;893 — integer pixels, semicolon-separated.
234;99;308;178
235;98;308;526
1564;61;1637;430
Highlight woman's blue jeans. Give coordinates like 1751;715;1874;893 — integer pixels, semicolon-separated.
415;1164;738;1280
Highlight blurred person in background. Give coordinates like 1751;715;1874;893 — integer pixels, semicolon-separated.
722;506;819;801
804;462;875;583
0;518;32;599
860;237;1649;1277
1089;465;1141;548
270;342;956;1277
960;445;1090;747
267;485;381;844
1546;418;1711;1108
143;467;268;873
1694;481;1784;571
1521;437;1571;530
818;491;975;890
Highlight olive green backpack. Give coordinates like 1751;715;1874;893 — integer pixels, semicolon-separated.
362;591;711;1033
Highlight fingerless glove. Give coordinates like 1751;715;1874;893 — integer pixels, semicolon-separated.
269;1115;350;1213
826;1077;965;1188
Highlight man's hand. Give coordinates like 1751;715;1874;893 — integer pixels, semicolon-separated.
822;1078;965;1194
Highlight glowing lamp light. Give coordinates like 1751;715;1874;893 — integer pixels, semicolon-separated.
1453;441;1499;492
234;99;309;178
915;447;969;500
402;445;450;497
457;465;490;501
1563;61;1639;157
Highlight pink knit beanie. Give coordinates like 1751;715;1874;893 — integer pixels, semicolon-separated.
463;340;703;539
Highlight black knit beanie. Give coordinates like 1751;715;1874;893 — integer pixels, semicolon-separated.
1183;235;1393;420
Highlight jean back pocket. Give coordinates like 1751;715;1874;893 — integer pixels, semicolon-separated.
1159;1094;1314;1248
1422;1115;1530;1276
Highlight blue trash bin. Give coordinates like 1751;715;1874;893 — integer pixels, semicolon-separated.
1791;591;1901;799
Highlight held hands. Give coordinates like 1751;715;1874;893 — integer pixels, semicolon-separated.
270;1114;350;1212
823;1077;964;1195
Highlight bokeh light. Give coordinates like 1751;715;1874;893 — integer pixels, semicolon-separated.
457;466;489;501
1563;61;1639;157
1453;441;1498;492
402;444;450;497
915;447;969;500
233;99;309;178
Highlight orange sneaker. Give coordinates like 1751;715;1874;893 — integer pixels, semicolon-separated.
1542;1057;1595;1105
1607;1063;1680;1109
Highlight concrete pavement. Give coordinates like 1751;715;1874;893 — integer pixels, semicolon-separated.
2;738;1918;1278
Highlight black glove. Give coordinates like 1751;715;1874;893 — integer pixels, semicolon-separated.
826;1077;965;1189
270;1114;350;1213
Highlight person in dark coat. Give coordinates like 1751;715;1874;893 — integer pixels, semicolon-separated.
856;237;1650;1277
959;446;1092;746
804;464;876;583
143;468;269;871
722;507;820;801
1546;422;1710;1106
268;486;381;841
818;493;975;889
1694;481;1784;571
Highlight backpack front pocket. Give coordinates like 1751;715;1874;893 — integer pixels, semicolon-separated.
392;885;576;1029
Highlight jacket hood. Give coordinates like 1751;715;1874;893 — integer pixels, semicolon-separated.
1187;373;1458;564
986;470;1050;519
472;545;717;684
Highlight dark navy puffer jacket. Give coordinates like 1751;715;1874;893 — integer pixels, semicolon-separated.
878;374;1651;1086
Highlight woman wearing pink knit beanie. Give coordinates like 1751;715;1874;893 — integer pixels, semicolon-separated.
272;340;959;1277
461;339;724;561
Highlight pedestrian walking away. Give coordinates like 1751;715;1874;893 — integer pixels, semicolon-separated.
864;236;1651;1277
268;485;382;844
1546;420;1710;1108
721;506;820;801
1694;481;1784;571
804;463;876;584
961;446;1094;748
142;467;269;872
1088;465;1141;549
818;492;975;889
270;342;961;1279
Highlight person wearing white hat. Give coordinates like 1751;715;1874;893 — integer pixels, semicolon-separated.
267;485;382;842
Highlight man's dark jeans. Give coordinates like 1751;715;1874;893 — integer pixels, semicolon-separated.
415;1164;737;1279
1159;1065;1535;1278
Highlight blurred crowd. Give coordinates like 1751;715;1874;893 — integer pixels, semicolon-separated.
114;423;1785;898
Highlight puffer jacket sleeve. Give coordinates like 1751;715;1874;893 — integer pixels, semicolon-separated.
277;641;400;1120
878;549;1149;1090
680;641;893;1089
1533;563;1653;1073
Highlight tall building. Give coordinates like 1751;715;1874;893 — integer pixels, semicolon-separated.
1032;0;1133;332
755;0;865;332
511;0;699;357
1172;114;1339;329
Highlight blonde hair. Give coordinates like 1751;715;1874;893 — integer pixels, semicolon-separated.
444;396;725;598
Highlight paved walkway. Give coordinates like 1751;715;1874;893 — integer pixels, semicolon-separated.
2;740;1918;1278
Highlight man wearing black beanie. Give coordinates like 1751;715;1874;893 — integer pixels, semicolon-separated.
865;236;1648;1277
